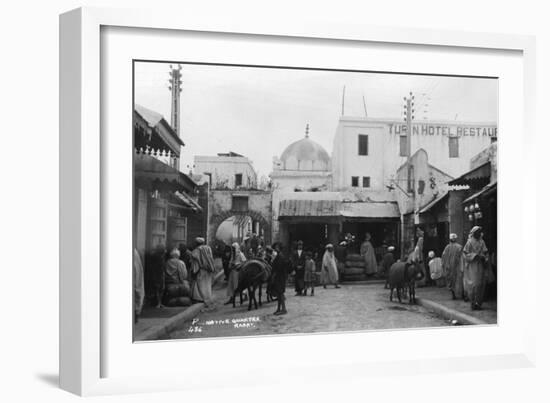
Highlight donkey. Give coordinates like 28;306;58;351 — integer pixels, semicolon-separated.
233;259;272;311
387;261;425;304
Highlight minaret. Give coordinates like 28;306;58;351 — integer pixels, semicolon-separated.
168;64;182;136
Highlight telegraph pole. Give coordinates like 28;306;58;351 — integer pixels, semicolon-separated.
168;64;183;137
400;92;416;259
402;92;415;193
341;85;346;116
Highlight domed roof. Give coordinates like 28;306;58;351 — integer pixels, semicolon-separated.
279;129;331;171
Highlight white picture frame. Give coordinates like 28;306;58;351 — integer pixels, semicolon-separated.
60;7;537;396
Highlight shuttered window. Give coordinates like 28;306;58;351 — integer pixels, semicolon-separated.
351;176;359;187
362;176;371;188
358;135;369;155
399;136;407;157
407;165;414;193
232;196;249;212
449;137;459;158
235;173;243;187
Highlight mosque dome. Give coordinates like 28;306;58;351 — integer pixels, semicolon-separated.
279;126;331;171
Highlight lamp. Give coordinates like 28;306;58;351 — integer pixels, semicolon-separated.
466;199;482;222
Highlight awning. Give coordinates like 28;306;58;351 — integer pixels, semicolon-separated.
463;181;497;204
278;199;340;217
340;202;400;218
419;191;449;214
278;198;400;219
174;191;203;212
135;104;185;147
448;162;491;187
134;153;196;193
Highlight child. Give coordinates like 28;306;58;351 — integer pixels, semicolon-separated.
381;246;396;289
304;251;316;296
428;250;445;287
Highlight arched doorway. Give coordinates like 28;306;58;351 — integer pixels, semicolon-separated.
209;210;271;250
215;214;267;245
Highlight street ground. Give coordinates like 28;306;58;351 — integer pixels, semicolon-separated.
165;282;452;340
418;286;497;324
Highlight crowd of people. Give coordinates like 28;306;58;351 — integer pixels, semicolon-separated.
133;237;217;323
219;237;342;316
133;226;494;325
426;226;494;310
351;227;495;311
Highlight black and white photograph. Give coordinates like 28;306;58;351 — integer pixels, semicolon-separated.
132;60;498;341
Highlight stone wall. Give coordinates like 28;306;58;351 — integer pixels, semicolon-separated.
207;189;272;245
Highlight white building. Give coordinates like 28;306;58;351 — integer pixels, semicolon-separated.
194;151;258;190
270;128;334;250
332;117;497;191
270;128;332;193
271;116;498;261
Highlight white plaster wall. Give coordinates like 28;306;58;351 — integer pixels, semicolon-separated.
194;156;257;188
332;117;497;190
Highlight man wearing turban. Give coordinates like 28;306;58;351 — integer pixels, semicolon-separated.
442;233;464;300
190;237;217;309
462;226;489;310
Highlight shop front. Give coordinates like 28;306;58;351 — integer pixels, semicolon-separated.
134;152;204;254
418;191;450;257
277;198;341;254
277;195;401;263
339;202;401;260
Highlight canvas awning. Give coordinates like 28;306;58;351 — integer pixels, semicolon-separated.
448;162;491;187
278;194;400;220
340;202;400;218
278;199;341;217
174;191;203;212
463;181;497;204
134;153;196;193
419;191;449;214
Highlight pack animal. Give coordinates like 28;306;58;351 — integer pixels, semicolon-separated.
387;261;425;304
233;259;272;310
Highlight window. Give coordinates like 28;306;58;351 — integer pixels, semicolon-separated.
417;179;425;195
232;195;249;212
407;165;414;193
351;176;359;187
235;173;243;187
449;137;459;158
362;176;371;188
358;134;369;155
399;136;407;157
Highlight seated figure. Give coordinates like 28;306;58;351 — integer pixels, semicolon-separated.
163;248;192;307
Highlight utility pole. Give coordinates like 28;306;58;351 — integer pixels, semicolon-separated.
402;92;416;193
168;64;183;137
400;92;416;259
341;85;346;116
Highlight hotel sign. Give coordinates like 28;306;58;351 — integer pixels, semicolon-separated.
388;123;497;137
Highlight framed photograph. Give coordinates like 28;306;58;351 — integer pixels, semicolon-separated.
60;7;536;396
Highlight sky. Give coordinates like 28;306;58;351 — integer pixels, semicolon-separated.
134;61;498;177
